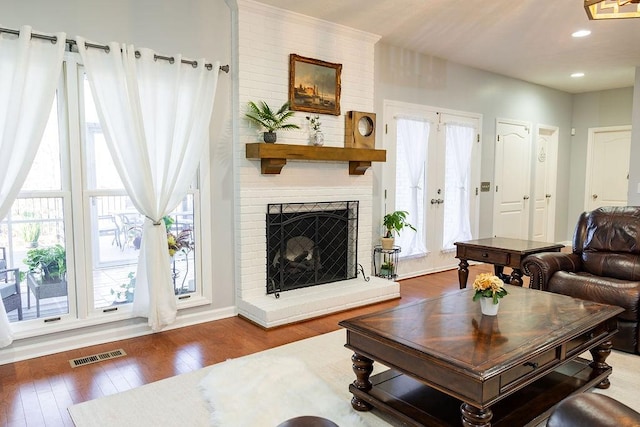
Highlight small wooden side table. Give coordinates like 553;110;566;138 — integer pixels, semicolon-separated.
454;237;563;288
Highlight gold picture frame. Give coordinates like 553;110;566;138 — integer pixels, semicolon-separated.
289;54;342;116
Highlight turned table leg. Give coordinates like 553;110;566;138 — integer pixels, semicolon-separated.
590;339;613;389
460;403;492;427
350;352;373;411
510;268;524;286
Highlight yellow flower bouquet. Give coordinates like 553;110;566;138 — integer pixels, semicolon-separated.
472;273;508;305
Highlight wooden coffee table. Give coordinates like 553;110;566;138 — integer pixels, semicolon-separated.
455;237;564;288
339;286;623;427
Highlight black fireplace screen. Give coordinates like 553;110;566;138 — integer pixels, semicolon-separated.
266;201;358;295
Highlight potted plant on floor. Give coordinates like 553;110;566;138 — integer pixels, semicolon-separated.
381;210;416;250
245;100;300;143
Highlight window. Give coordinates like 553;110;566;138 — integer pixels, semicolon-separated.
1;52;206;327
394;117;429;257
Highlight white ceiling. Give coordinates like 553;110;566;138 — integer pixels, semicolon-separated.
253;0;640;94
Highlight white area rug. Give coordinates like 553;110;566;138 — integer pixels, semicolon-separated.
199;355;368;426
68;329;640;426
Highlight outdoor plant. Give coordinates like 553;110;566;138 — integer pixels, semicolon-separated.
163;215;194;257
382;210;416;238
245;100;300;142
111;272;136;303
24;244;67;283
472;273;508;304
21;222;41;248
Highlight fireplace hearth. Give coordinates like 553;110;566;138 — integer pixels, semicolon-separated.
267;201;358;296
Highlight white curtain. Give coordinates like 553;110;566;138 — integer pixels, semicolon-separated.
0;26;65;347
395;117;429;256
442;122;474;249
77;38;219;331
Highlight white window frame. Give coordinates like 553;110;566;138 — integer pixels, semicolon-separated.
9;50;212;336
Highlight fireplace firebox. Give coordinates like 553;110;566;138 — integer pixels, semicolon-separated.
266;201;358;295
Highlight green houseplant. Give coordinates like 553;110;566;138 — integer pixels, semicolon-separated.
21;222;41;248
381;210;416;250
24;244;67;283
245;100;300;143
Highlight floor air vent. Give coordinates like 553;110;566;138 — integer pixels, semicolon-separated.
69;348;127;368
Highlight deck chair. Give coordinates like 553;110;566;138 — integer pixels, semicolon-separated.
0;247;22;320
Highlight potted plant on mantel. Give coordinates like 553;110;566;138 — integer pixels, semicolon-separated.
245;100;300;143
381;210;416;250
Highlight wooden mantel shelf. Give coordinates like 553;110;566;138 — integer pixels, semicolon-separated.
245;143;387;175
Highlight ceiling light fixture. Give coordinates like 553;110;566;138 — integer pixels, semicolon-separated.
571;72;585;78
572;30;592;37
585;0;640;20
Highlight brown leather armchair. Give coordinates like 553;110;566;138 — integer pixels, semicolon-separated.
522;206;640;354
547;393;640;427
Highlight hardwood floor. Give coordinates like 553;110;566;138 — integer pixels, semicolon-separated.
0;263;492;427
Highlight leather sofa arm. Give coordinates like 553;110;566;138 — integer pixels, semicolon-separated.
522;252;581;291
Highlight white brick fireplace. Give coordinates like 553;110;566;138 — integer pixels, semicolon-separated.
233;1;399;327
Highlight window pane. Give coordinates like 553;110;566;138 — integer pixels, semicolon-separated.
0;197;68;322
22;99;61;191
91;194;196;309
442;124;474;250
83;76;124;190
395;118;427;257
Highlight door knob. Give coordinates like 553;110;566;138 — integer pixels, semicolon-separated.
523;195;530;200
431;199;438;204
437;199;444;204
545;194;551;199
592;194;598;199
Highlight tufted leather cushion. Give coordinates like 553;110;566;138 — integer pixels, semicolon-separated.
548;271;640;322
582;207;640;281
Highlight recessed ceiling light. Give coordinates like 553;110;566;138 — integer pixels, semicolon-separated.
572;30;591;38
571;72;585;78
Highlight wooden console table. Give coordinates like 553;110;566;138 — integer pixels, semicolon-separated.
455;237;563;288
339;286;622;427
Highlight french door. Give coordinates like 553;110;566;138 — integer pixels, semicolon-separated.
383;100;481;277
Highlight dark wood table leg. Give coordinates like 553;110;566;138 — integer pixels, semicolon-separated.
493;265;509;283
510;268;524;286
589;339;613;389
350;352;373;411
458;259;469;289
460;403;492;427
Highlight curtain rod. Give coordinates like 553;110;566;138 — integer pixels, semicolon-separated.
0;26;230;73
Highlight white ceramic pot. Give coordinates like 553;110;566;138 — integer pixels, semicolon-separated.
480;297;500;316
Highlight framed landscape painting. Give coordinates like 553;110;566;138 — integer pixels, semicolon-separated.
289;54;342;116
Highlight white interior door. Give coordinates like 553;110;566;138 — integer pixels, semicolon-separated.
585;126;631;211
493;119;532;239
532;125;558;242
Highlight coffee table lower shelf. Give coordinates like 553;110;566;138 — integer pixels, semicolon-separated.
350;357;610;427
